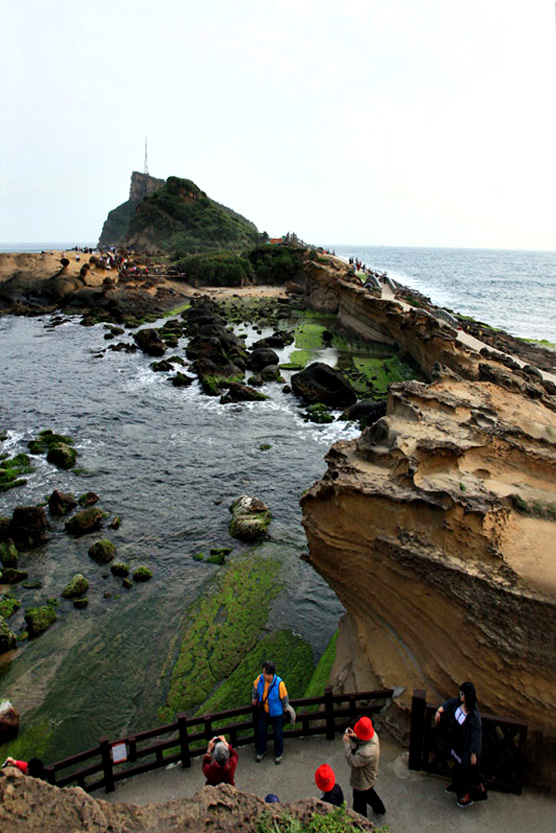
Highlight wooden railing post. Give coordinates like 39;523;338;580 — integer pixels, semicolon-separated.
252;704;260;748
324;686;335;740
99;736;115;793
408;689;427;771
203;715;213;743
44;765;56;786
178;713;191;768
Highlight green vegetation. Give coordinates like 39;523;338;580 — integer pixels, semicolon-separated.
303;404;334;424
133;566;153;582
175;252;254;287
519;337;556;348
303;632;337;699
247;245;303;284
24;604;57;637
0;596;21;619
0;452;33;492
61;574;89;599
27;430;74;455
255;806;389;833
160;554;282;720
0;719;53;765
110;563;130;576
128;176;260;253
88;539;116;564
200;628;314;716
511;493;556;520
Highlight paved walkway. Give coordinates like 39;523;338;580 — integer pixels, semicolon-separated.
94;735;555;832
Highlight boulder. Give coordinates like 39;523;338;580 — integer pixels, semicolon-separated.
61;573;89;599
0;616;17;654
228;495;272;542
2;568;28;584
46;442;78;470
65;507;104;536
340;399;387;427
247;347;280;372
171;371;195;387
220;383;269;404
0;538;19;568
48;490;77;516
24;605;56;637
132;566;152;582
110;562;129;577
133;328;167;356
88;539;116;563
78;491;100;507
291;362;357;408
0;701;20;740
8;505;47;549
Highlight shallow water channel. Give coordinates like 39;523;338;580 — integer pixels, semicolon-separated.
0;310;363;759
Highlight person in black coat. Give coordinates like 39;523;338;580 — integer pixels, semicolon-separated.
435;681;483;808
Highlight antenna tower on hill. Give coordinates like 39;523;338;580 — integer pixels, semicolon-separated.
143;136;149;176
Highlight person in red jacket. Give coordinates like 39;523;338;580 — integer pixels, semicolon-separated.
2;757;44;778
201;735;238;786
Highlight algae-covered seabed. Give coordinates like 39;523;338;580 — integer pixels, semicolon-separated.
0;302;418;763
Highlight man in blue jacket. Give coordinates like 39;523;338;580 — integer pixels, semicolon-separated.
252;661;289;764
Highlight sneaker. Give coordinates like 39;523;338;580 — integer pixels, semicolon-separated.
274;755;283;765
444;783;457;794
256;752;266;763
457;794;474;808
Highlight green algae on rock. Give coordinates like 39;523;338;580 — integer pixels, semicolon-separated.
0;452;33;492
0;615;17;653
160;553;281;720
61;573;89;599
0;538;19;568
110;562;129;577
24;605;56;637
88;539;116;564
65;507;104;536
200;628;314;717
46;442;78;470
132;566;152;582
229;495;272;542
0;596;20;619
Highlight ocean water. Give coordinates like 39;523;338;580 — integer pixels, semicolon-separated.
331;245;556;345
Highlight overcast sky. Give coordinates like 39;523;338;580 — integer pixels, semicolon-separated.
1;1;555;249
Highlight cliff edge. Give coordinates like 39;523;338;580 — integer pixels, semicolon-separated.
299;256;556;787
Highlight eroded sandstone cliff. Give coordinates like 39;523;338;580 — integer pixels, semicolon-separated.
299;256;556;786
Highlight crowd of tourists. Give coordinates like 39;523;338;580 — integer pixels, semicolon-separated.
199;661;486;819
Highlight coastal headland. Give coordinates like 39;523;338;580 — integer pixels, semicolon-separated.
1;245;556;792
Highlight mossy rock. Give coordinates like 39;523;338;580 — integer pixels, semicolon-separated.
192;552;205;561
27;430;74;455
78;491;100;507
109;516;121;530
132;566;152;582
65;507;104;536
47;489;77;516
46;442;78;470
2;568;28;585
88;539;116;564
61;573;89;599
0;452;33;492
122;577;133;589
73;598;88;609
228;495;272;542
110;562;129;577
0;615;17;653
259;443;272;451
21;578;42;589
0;538;19;568
303;403;334;424
0;597;21;619
24;605;56;637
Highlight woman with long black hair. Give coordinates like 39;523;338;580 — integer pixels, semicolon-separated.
434;681;483;808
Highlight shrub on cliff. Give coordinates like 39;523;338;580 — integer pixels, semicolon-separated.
175;252;254;287
247;244;303;284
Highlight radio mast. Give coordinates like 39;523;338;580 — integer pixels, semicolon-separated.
143;137;149;176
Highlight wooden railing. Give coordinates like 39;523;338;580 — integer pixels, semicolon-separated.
409;689;528;794
44;687;394;793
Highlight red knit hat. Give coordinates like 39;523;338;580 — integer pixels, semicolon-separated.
315;763;335;792
353;716;374;740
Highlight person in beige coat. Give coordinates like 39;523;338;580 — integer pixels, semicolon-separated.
343;716;386;817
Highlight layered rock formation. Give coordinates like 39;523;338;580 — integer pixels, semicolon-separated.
98;172;165;249
299;255;556;786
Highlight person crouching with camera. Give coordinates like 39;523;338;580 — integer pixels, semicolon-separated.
202;734;238;786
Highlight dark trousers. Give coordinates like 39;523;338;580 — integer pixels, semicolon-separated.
352;786;386;817
257;710;283;758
